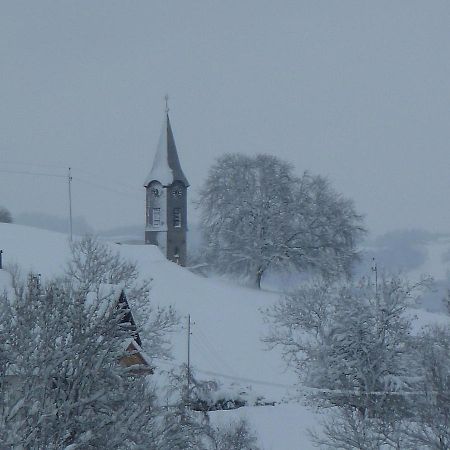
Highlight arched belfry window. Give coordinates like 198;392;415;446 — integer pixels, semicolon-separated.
173;208;182;228
152;208;161;226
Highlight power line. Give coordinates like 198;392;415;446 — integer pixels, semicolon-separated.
191;334;226;374
71;166;141;194
0;168;66;178
0;167;140;199
0;165;141;197
2;159;142;195
154;358;293;389
1;160;68;170
72;176;141;200
195;368;293;389
194;327;239;378
156;360;450;397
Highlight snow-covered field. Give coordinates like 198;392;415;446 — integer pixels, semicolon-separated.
1;222;449;449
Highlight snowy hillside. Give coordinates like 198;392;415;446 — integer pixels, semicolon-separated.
1;222;449;449
0;223;294;393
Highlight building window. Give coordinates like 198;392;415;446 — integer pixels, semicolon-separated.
173;208;181;228
152;208;161;226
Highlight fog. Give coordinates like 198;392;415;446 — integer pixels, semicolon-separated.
1;1;450;236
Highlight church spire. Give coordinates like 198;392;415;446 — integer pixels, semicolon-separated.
144;99;189;188
144;98;189;266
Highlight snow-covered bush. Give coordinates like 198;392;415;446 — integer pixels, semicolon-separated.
208;418;260;450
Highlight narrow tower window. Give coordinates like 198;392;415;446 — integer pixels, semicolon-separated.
173;208;182;228
152;208;161;226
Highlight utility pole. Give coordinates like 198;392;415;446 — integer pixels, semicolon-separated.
68;167;73;242
187;314;191;408
372;257;378;297
0;250;3;270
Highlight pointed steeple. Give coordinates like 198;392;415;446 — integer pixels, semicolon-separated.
144;99;189;266
144;109;190;188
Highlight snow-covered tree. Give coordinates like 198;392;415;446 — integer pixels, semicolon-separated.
0;237;187;448
309;407;389;450
266;276;416;406
404;325;450;449
265;275;427;448
0;274;187;448
0;206;12;223
198;154;365;288
67;235;178;360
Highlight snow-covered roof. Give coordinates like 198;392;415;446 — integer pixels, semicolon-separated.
143;113;190;188
85;283;123;308
85;284;143;344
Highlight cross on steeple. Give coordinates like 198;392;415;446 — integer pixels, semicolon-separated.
164;94;169;114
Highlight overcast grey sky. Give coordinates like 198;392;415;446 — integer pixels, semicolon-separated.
1;1;449;235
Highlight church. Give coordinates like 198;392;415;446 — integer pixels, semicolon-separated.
144;102;189;266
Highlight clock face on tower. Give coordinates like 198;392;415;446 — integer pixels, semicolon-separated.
172;188;183;198
151;188;160;197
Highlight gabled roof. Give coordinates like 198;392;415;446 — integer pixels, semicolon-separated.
144;113;190;188
88;286;152;374
117;290;142;347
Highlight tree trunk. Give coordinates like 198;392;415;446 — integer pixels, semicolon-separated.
256;267;264;289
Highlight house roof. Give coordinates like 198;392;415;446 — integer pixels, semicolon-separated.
86;285;143;348
143;113;190;188
117;290;142;347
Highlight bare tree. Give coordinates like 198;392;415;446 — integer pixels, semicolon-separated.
0;206;12;223
198;154;365;288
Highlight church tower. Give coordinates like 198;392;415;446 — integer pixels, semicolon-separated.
144;102;189;266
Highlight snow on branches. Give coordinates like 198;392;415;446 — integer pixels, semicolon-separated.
198;154;365;288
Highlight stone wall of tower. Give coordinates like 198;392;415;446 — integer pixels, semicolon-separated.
145;180;187;266
145;181;167;255
166;182;187;266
